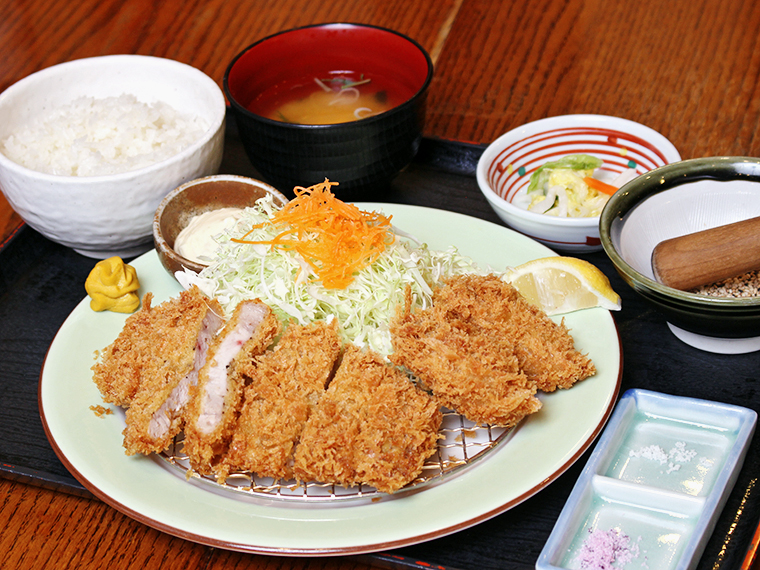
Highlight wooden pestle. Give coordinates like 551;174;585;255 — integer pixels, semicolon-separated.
651;215;760;291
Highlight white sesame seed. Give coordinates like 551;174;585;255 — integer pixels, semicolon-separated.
690;270;760;298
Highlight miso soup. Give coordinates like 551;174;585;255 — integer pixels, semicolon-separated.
247;70;414;125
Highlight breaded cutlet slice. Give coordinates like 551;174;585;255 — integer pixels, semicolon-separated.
92;286;221;408
389;280;542;427
122;297;224;456
218;320;342;483
431;274;595;392
183;299;280;477
293;345;442;494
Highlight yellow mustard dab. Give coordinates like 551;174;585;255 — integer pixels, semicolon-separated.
85;256;140;313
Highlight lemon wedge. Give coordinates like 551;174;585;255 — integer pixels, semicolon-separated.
504;256;622;315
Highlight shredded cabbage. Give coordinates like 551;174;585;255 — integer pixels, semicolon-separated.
178;194;484;356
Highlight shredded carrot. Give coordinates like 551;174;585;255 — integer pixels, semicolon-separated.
583;176;619;196
232;179;394;289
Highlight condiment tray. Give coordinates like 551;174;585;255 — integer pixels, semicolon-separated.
536;389;757;570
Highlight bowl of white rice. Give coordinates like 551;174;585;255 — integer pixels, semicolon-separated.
0;55;226;258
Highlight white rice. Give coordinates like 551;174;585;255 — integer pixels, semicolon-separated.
0;94;209;176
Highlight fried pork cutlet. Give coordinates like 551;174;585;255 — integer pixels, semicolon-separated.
293;346;442;494
122;292;224;455
389;281;541;427
183;299;280;477
92;286;222;409
92;293;156;408
437;274;596;392
389;274;595;427
218;320;342;483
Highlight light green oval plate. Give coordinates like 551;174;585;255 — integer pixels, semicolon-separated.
39;204;621;555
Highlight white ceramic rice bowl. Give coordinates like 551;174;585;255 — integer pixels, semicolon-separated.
0;55;226;258
476;114;681;253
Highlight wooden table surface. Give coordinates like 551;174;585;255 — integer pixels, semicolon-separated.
2;0;760;569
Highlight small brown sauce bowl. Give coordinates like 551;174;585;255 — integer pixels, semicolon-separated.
153;174;288;277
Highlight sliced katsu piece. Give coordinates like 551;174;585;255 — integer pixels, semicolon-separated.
122;297;225;455
92;286;221;409
91;292;156;408
183;299;280;477
293;345;442;494
389;280;542;428
432;274;596;392
218;320;342;483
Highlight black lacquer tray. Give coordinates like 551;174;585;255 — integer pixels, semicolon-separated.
1;115;758;570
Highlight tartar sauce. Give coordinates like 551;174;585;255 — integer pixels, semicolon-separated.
174;207;243;264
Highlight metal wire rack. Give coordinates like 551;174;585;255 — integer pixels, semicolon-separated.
158;408;512;505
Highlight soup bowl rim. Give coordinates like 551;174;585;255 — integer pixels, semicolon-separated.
223;22;434;130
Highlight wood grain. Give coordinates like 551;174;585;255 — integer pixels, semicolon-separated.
2;0;760;151
2;0;760;567
423;0;760;156
651;216;760;290
0;193;22;246
0;478;373;570
0;0;458;94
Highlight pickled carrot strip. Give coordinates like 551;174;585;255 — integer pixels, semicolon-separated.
583;176;619;196
232;179;394;289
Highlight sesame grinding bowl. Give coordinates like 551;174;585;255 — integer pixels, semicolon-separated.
600;157;760;354
476;114;681;253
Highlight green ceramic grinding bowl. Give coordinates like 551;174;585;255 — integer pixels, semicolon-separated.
599;157;760;353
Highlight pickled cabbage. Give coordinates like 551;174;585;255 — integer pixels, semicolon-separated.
525;154;612;218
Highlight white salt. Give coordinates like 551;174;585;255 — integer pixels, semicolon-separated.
629;441;700;475
629;444;669;464
669;441;697;463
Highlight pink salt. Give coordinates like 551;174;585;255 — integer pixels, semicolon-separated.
576;527;639;569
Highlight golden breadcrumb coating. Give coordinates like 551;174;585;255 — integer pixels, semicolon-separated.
218;320;342;483
293;345;442;494
92;271;593;495
183;299;280;477
92;292;155;408
122;296;224;456
389;274;594;427
92;286;221;409
389;300;540;427
437;274;596;392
